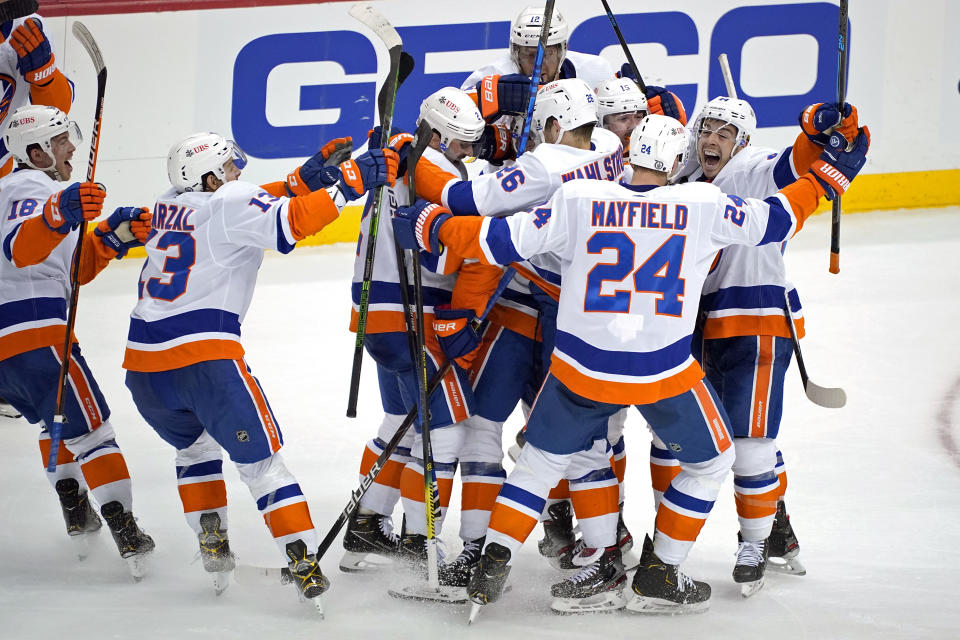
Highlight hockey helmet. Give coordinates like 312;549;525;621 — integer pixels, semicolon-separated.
530;78;598;146
417;87;484;153
3;105;82;170
167;132;248;193
694;96;756;159
628;113;688;178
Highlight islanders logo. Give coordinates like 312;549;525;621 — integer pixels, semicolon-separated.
0;74;16;124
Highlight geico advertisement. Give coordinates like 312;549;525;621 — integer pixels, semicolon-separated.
229;1;849;160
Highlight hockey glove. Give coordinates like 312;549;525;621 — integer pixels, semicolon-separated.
94;206;152;259
616;62;639;82
393;199;451;254
367;127;415;177
432;305;483;370
43;182;106;234
337;148;398;201
800;102;859;146
476;74;532;121
475;123;514;163
809;126;870;200
10;18;56;85
288;137;353;193
644;85;687;126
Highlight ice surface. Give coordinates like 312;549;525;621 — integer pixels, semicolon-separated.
1;208;958;639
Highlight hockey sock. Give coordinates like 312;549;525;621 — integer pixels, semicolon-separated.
175;433;228;535
67;423;132;511
238;453;317;557
649;439;681;511
733;438;779;541
399;456;457;535
459;460;505;540
775;448;788;500
39;428;84;489
569;474;619;550
357;413;412;515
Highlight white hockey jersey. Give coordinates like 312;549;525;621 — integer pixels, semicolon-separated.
0;170;74;361
676;141;814;339
435;178;808;405
349;146;459;335
124;181;338;372
422;128;625;338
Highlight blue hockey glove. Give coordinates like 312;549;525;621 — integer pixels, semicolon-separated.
337;148;398;201
393;199;451;253
94;206;152;258
809;126;870;200
475;74;532;120
432;305;483;369
644;85;687;126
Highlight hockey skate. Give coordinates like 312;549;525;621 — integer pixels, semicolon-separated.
101;501;155;581
389;536;482;604
625;535;710;615
733;534;768;598
0;397;21;419
767;501;805;575
283;540;329;617
550;545;627;614
538;501;577;570
467;542;512;624
198;512;236;595
55;478;102;560
340;511;400;573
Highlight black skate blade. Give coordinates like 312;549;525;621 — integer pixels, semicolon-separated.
388;583;468;604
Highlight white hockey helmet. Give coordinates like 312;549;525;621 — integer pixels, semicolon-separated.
694;96;756;158
416;87;484;152
167;132;248;193
530;78;598;146
2;105;82;170
595;78;648;122
628;114;688;178
510;5;569;69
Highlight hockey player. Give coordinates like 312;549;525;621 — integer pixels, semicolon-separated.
393;113;870;616
0;1;73;177
0;105;155;576
595;77;647;153
665;96;860;592
406;79;631;582
123;131;397;609
341;88;486;583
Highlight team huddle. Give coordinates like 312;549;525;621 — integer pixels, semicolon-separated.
0;1;869;621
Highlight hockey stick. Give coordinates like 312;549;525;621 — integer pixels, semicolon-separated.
515;0;555;156
783;290;846;408
47;21;106;471
599;0;647;92
394;117;442;588
718;53;737;98
346;3;415;418
307;268;517;565
829;0;849;275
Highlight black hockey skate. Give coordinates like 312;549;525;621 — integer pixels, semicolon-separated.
733;534;768;598
467;542;512;624
767;500;805;575
389;536;482;604
507;427;526;462
198;512;235;595
538;501;577;570
55;478;102;560
101;501;155;581
550;544;627;613
284;540;329;616
340;511;400;572
626;535;710;615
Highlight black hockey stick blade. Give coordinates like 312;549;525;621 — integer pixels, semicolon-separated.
398;51;415;87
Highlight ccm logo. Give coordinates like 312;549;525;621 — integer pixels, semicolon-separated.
433;321;460;332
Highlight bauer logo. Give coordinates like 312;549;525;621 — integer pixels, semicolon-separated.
231;2;845;159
